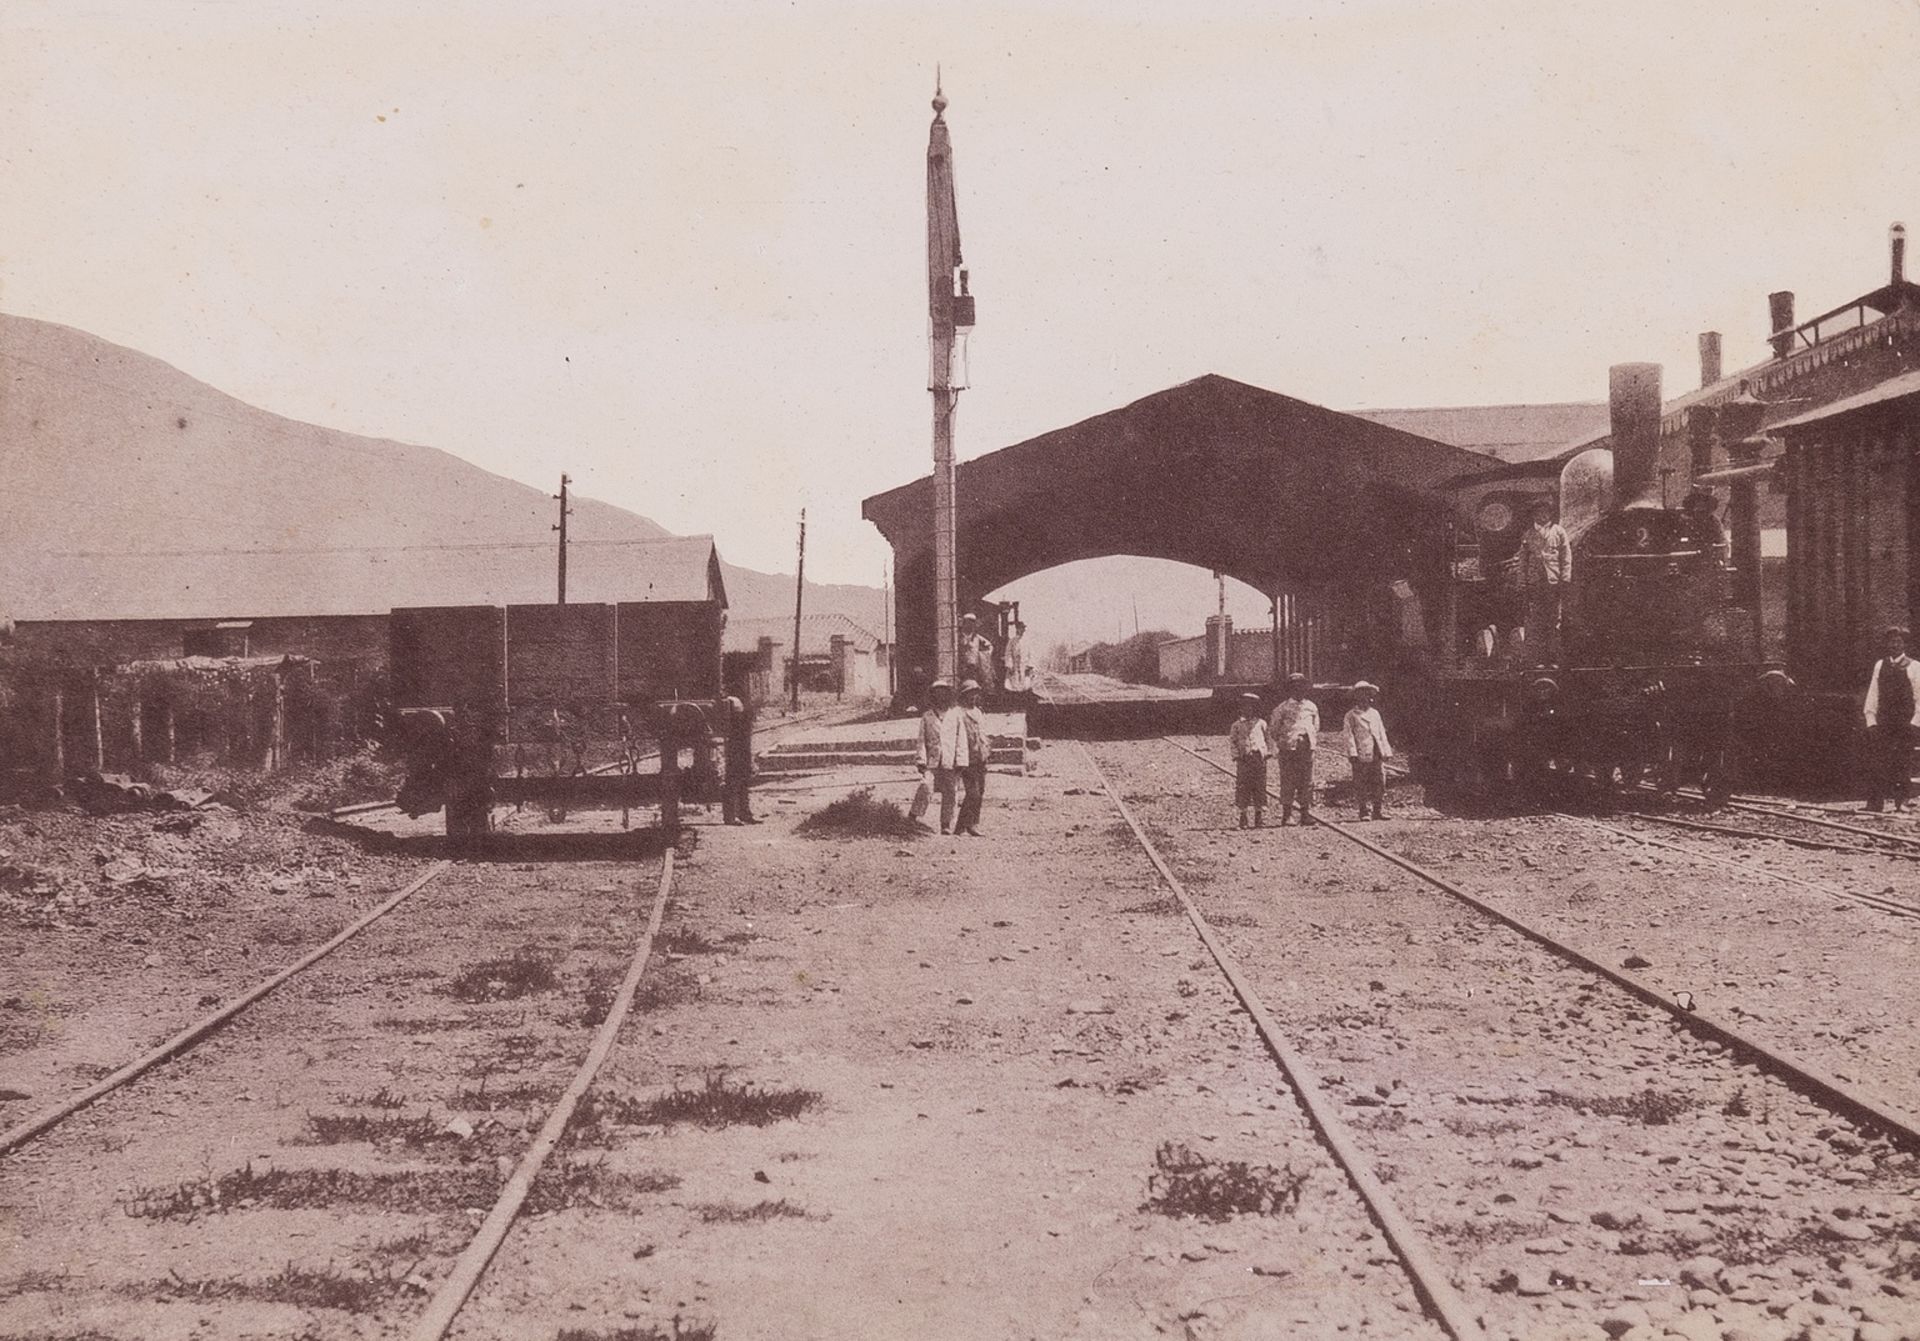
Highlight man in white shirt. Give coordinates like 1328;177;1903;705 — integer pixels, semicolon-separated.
1267;673;1320;826
1518;500;1573;666
914;679;971;834
955;679;991;836
959;614;996;692
1863;626;1919;812
1342;681;1393;821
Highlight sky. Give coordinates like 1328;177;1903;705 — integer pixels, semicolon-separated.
3;0;1916;646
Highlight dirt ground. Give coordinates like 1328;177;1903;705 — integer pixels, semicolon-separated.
5;726;1920;1341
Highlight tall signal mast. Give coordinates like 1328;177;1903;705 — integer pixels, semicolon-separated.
926;73;975;680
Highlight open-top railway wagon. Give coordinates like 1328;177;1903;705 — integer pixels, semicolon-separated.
387;600;730;846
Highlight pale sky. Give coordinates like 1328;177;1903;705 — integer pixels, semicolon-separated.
4;0;1915;644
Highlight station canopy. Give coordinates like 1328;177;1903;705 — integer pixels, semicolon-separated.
863;374;1492;601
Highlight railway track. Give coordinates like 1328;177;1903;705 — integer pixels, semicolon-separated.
1082;743;1486;1341
0;851;681;1339
0;860;453;1158
1113;734;1920;1340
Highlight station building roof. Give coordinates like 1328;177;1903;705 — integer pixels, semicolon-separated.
723;612;886;656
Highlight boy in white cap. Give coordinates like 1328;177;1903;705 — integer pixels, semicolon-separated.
1343;681;1392;820
1268;673;1319;825
1227;692;1272;828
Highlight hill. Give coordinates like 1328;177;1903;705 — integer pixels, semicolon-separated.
0;312;881;628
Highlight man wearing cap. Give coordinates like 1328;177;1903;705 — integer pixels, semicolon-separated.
1268;673;1319;826
1518;499;1572;666
959;614;996;692
914;679;969;834
1864;626;1920;812
1343;681;1393;820
955;679;991;836
1228;692;1272;829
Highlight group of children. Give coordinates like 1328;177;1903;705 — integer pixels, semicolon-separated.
1228;674;1392;828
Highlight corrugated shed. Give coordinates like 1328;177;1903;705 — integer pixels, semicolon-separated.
5;535;724;623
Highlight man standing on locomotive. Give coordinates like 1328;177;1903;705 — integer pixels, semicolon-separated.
1518;499;1573;666
1863;626;1920;813
959;613;996;691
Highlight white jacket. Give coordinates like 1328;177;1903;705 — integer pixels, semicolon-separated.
1343;706;1392;762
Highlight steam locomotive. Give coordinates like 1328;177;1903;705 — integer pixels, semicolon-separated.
1413;363;1788;802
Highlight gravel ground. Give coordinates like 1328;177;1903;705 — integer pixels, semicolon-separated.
442;746;1444;1341
1100;735;1920;1341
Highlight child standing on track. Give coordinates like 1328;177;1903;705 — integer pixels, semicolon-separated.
1228;692;1272;829
1343;681;1392;820
1268;673;1319;826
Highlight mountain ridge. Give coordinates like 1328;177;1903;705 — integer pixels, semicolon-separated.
0;312;883;631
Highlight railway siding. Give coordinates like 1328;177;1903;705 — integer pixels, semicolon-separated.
1100;737;1920;1341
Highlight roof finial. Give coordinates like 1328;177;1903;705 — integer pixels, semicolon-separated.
932;65;947;117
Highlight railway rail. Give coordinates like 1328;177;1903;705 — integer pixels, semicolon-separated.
1116;734;1920;1337
2;850;679;1340
0;860;453;1158
1082;743;1488;1341
1172;732;1920;1092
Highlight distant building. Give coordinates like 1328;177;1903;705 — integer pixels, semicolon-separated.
1349;402;1610;464
722;612;890;700
5;535;725;668
0;536;726;778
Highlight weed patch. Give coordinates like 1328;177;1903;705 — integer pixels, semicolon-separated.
524;1156;680;1213
607;1074;820;1130
581;977;617;1026
1538;1087;1695;1126
132;1262;409;1313
1118;898;1181;917
338;1085;409;1109
373;1014;475;1033
304;1112;442;1148
691;1199;817;1224
795;788;921;840
121;1163;500;1221
448;947;560;1002
555;1318;717;1341
1144;1142;1306;1222
657;928;720;956
451;1081;557;1112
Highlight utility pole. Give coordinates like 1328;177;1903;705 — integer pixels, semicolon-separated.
882;562;894;696
552;473;573;604
790;509;807;711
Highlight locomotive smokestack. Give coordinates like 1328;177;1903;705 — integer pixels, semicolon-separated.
1608;362;1663;510
1698;331;1722;388
1768;291;1795;360
1893;222;1907;286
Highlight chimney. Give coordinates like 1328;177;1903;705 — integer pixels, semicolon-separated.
1768;291;1795;360
1608;362;1663;509
1893;222;1908;286
1697;331;1722;388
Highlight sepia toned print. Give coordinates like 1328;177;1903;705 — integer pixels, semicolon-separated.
4;3;1920;1338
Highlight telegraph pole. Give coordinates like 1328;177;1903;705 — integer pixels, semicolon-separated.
790;509;807;711
552;473;573;604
